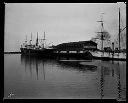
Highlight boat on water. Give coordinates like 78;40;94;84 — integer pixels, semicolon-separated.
20;32;55;56
91;8;126;61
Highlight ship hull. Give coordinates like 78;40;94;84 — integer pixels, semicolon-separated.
20;48;93;59
20;48;55;56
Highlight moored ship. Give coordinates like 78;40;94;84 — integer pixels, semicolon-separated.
90;8;126;61
20;32;55;56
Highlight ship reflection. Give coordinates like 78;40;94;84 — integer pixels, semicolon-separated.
20;55;125;100
99;61;126;100
21;55;47;80
58;60;97;73
20;55;118;76
21;55;98;78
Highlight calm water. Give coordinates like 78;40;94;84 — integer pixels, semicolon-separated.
4;54;126;100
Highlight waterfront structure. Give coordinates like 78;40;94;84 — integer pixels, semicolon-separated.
20;31;97;59
20;7;125;61
41;40;98;60
54;40;97;53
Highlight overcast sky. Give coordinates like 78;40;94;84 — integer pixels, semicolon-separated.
4;3;126;52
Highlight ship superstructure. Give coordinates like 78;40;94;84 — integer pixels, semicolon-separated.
20;32;55;55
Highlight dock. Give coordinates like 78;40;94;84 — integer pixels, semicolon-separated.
4;52;21;54
90;51;126;61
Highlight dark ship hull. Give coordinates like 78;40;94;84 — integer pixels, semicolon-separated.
20;48;93;59
20;48;56;57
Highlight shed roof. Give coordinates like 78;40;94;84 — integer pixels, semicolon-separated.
56;40;97;46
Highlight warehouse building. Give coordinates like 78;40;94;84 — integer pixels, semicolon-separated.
54;40;97;53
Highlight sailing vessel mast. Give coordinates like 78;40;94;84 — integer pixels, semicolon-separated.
97;13;105;52
30;32;32;45
25;35;27;44
43;32;46;48
118;4;126;52
118;8;121;52
36;32;38;46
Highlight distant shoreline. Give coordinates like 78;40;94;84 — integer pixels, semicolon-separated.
4;52;21;54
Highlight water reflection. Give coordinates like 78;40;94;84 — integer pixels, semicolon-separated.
21;55;48;80
42;60;45;80
100;66;104;99
99;61;126;101
58;61;97;73
20;55;125;100
117;61;121;100
21;55;97;75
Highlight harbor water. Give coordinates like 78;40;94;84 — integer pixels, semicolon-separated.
4;54;126;100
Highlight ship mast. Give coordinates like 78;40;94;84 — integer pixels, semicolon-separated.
29;32;32;45
118;7;121;52
25;35;27;45
36;32;38;46
43;32;46;48
97;13;105;52
30;32;32;45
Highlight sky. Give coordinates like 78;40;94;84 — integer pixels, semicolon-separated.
4;3;126;52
